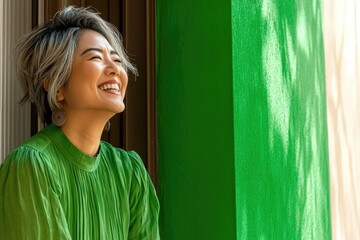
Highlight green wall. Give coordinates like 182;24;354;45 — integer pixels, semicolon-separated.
156;1;237;239
157;0;331;239
232;0;331;239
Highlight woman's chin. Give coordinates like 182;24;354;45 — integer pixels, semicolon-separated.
103;99;126;114
113;103;125;114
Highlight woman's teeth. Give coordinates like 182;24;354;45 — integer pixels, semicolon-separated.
99;83;120;94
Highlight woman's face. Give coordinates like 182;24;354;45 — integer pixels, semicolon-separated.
58;29;128;117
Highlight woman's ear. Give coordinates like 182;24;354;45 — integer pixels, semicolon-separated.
56;88;65;102
43;79;49;91
44;79;64;102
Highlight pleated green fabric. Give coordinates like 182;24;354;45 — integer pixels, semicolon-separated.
0;124;159;240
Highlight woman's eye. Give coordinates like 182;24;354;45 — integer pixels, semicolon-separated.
114;59;122;64
90;56;102;60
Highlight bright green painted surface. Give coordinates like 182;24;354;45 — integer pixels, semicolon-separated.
156;1;236;239
157;0;331;239
232;0;332;239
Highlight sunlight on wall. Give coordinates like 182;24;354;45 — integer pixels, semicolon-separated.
322;1;360;239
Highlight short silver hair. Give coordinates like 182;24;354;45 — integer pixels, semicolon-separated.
16;6;137;122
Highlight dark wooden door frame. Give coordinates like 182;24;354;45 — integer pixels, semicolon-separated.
122;0;158;187
31;0;158;187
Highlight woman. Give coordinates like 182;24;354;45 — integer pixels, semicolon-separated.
0;6;159;240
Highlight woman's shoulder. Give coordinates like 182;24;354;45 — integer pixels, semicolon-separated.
1;130;53;167
2;144;47;169
0;137;63;220
0;142;53;190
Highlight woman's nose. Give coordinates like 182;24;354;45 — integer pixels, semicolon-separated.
105;60;121;76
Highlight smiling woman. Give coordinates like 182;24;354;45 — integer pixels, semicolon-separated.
55;29;130;156
0;6;159;240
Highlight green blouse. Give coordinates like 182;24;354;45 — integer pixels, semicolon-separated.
0;124;160;239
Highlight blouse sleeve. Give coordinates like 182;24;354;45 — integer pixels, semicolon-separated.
127;151;160;240
0;147;71;240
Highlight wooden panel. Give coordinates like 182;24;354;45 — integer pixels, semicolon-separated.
0;0;32;160
109;0;121;31
123;0;147;164
85;0;108;19
145;0;157;186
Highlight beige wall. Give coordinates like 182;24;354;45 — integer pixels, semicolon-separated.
0;0;32;161
322;0;360;239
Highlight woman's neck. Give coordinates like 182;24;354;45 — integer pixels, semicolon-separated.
59;111;113;156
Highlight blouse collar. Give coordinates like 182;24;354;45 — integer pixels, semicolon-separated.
43;124;101;171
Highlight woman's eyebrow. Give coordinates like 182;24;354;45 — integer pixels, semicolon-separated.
80;47;119;56
80;47;102;56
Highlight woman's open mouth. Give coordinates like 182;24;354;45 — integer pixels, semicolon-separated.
98;83;120;95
